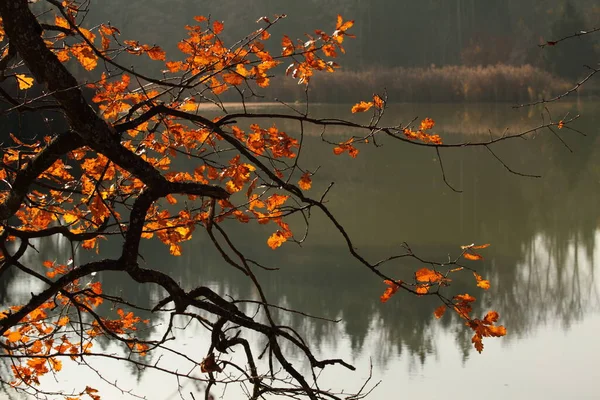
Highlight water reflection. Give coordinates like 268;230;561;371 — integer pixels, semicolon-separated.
2;102;600;398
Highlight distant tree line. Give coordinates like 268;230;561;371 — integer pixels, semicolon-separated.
86;0;598;79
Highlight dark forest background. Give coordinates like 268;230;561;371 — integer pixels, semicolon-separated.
87;0;599;79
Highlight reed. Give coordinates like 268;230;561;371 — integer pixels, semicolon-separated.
270;64;578;103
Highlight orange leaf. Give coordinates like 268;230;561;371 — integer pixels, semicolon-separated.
166;61;183;73
165;194;177;204
16;74;34;90
380;280;401;303
298;172;312;190
472;243;491;249
57;316;70;327
55;16;70;30
419;117;435;131
415;267;443;283
463;252;483;261
351;101;373;113
472;334;484;353
71;45;98;71
473;272;491;290
146;46;166;61
169;244;182;256
213;21;224;34
222;72;244;86
433;305;447;319
5;331;22;343
267;231;287;249
483;311;500;324
415;284;429;295
49;358;62;371
322;44;337;57
336;15;354;32
266;194;288;211
282;35;294;56
373;94;384;109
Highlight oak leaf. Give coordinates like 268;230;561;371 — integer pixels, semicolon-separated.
222;72;244;86
146;46;166;61
433;305;447;319
267;231;287;249
380;280;401;303
5;331;22;343
419;117;435;131
351;101;373;113
415;284;430;295
298;172;312;190
473;272;491;290
463;253;483;261
415;267;443;283
200;353;223;373
373;94;384;109
213;21;224;34
15;74;34;90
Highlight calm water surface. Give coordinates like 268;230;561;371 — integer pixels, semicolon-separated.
2;102;600;399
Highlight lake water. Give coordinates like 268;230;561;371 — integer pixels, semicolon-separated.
2;101;600;399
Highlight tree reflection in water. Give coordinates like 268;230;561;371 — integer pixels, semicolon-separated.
1;102;599;396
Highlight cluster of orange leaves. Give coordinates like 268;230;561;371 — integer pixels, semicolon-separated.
1;265;148;390
402;117;442;145
379;243;506;353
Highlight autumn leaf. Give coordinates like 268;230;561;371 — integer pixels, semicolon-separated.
484;311;499;324
213;20;224;34
415;267;443;283
373;94;384;109
472;243;491;249
222;72;244;86
557;120;565;129
282;35;294;56
463;253;483;261
267;231;287;249
415;285;429;295
49;358;62;371
15;74;34;90
454;293;476;303
146;46;166;61
419;117;435;131
380;280;401;303
322;44;337;57
200;353;223;373
298;172;312;190
5;331;22;343
169;244;182;256
351;101;373;113
473;272;491;290
266;194;288;211
433;305;447;319
57;316;70;327
467;311;507;353
55;15;71;30
71;45;98;71
336;15;354;32
333;138;359;158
